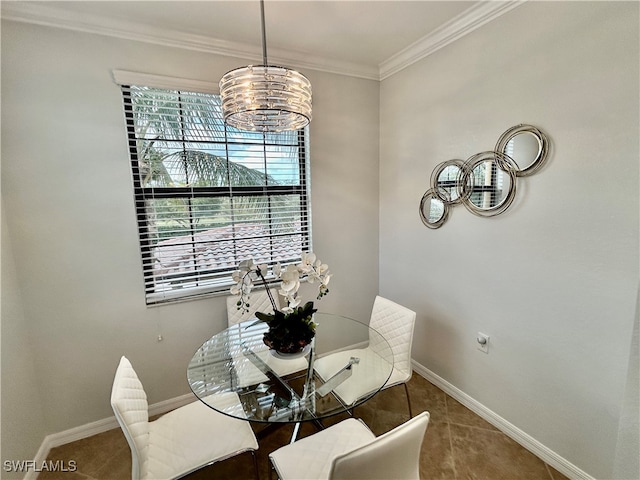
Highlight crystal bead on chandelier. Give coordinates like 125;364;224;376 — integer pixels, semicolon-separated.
219;0;312;132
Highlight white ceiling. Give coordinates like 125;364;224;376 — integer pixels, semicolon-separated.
1;1;524;80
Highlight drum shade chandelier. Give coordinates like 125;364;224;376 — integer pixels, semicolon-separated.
219;0;312;132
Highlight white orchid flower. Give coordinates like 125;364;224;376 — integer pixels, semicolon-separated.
238;258;254;273
298;252;317;274
280;278;301;295
302;252;316;265
280;265;301;293
284;294;301;309
282;264;299;278
230;252;331;314
257;263;268;277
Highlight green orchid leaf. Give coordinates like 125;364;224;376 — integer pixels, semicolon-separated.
255;311;275;324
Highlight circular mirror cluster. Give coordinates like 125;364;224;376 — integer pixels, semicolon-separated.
420;124;549;229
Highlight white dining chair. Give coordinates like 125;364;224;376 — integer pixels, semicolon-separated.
269;411;429;480
314;295;416;415
226;289;308;380
111;356;259;480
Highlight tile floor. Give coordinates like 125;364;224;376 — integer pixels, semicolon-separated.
39;375;569;480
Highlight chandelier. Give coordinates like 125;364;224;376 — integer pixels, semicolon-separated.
219;0;312;132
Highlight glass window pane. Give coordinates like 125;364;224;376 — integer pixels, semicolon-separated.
123;84;310;304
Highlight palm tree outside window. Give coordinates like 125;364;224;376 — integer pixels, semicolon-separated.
120;84;310;305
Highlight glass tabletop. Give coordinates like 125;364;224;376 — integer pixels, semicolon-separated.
187;312;394;424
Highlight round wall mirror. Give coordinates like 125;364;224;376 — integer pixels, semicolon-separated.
495;124;549;177
430;159;466;204
419;124;549;229
461;151;517;217
419;188;449;229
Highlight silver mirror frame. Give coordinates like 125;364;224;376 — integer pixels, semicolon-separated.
419;188;449;229
419;124;550;229
430;159;467;205
495;124;549;177
460;151;518;217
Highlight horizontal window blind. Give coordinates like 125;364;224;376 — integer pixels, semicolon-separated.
120;83;311;305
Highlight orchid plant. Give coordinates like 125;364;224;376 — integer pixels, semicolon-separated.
230;252;331;314
230;252;331;353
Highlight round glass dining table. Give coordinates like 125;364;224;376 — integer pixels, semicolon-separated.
187;313;394;427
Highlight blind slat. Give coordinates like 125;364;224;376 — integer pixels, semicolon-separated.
122;83;311;305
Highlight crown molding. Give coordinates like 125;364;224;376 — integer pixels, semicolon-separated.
379;0;527;80
1;1;379;80
2;1;524;82
0;2;255;58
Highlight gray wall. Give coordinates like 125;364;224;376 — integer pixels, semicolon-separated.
1;204;48;479
0;19;379;460
379;2;638;478
2;2;639;479
613;285;640;480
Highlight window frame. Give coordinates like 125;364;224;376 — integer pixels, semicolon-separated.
115;71;312;305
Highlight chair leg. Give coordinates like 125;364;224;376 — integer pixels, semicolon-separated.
403;382;413;418
250;450;259;480
269;460;279;480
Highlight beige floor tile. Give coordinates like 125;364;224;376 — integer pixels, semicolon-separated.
446;396;500;431
370;408;409;436
449;424;552;480
352;400;377;427
40;428;130;480
547;464;571;480
408;375;448;424
34;471;88;480
38;376;563;480
367;383;412;418
421;420;457;480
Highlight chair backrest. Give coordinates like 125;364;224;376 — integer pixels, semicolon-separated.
226;288;280;327
369;296;416;382
111;356;149;480
329;411;429;480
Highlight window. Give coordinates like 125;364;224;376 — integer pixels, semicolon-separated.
116;73;310;305
468;161;505;208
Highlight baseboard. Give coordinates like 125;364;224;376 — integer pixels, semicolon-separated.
411;360;594;480
29;362;593;480
25;393;196;480
26;341;369;477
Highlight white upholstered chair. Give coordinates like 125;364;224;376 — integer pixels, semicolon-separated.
314;296;416;415
111;356;259;480
226;289;308;381
269;411;430;480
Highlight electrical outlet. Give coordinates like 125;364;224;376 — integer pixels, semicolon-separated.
477;332;489;353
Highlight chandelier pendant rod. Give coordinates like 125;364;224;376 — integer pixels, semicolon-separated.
260;0;268;65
